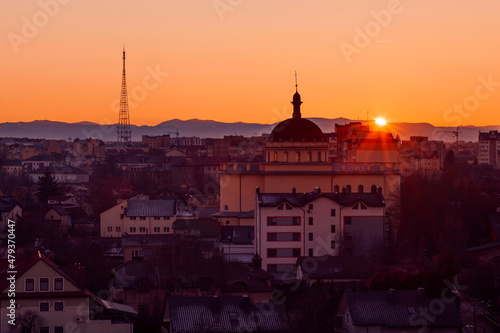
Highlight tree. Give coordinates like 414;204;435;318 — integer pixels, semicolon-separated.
10;311;46;333
37;168;60;209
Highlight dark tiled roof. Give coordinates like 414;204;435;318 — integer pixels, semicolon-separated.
167;296;289;333
296;255;371;279
258;192;385;208
213;210;255;218
1;159;22;166
126;199;175;217
342;290;462;328
49;205;70;216
0;196;19;212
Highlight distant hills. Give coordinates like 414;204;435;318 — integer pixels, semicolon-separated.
0;118;498;142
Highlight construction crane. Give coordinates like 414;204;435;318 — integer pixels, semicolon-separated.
438;126;462;145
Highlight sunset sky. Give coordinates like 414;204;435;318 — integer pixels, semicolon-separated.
1;0;500;127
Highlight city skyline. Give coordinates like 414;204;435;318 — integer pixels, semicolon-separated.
2;0;500;127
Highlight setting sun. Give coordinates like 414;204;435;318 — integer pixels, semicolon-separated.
375;118;387;126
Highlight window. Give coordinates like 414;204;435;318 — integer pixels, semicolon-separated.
308;248;313;256
267;217;300;226
360;203;367;210
107;226;112;232
139;227;146;232
318;151;321;162
120;214;124;220
140;216;146;220
54;278;63;291
274;151;278;162
154;216;160;220
286;203;292;210
25;278;34;292
334;185;340;193
371;185;377;193
130;216;136;220
353;203;359;210
331;241;336;249
154;227;160;232
358;185;364;193
132;250;140;258
267;233;301;241
295;152;300;162
331;209;336;216
40;278;49;291
55;301;64;311
55;327;64;333
40;302;49;311
331;225;336;233
40;328;49;333
130;227;136;232
346;185;351;193
164;216;170;220
164;227;170;232
267;248;301;258
278;203;284;210
116;226;121;232
308;204;313;210
309;233;313;241
344;217;352;225
308;217;313;225
284;151;288;162
224;205;229;211
307;152;312;162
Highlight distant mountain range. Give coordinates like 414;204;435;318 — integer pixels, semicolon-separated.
0;118;498;142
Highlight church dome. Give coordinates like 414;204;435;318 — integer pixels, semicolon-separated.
268;88;325;142
268;117;325;142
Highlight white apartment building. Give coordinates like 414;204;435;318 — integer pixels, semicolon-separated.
255;188;385;273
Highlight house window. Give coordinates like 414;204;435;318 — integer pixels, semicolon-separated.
353;203;359;210
54;278;63;291
371;185;377;193
307;152;312;162
55;327;64;333
40;302;49;311
331;225;336;233
360;203;367;210
267;248;301;258
278;203;284;210
309;233;313;241
139;227;146;232
116;226;121;232
267;217;300;226
286;203;292;210
55;301;64;311
130;216;136;220
308;204;313;210
154;217;160;220
120;214;124;219
274;151;278;162
331;209;336;216
224;205;229;211
346;185;351;193
154;227;160;232
164;227;170;232
334;185;340;193
358;185;364;193
331;241;336;249
164;216;170;220
25;278;34;292
295;152;300;162
318;151;321;162
140;216;146;220
308;248;313;256
130;227;136;232
284;151;288;162
107;226;112;232
132;250;140;258
40;278;49;291
308;217;313;225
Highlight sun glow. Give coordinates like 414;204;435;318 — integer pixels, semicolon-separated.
375;118;387;126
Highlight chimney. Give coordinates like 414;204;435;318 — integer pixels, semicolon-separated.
314;186;321;193
292;187;296;194
388;288;395;304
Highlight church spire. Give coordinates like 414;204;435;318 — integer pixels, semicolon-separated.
292;71;302;119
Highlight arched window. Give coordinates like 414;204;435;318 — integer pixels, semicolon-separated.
307;152;312;162
346;185;351;193
358;185;364;193
274;152;278;162
378;186;383;193
284;151;289;162
318;152;321;162
334;185;340;193
296;152;300;162
371;185;377;193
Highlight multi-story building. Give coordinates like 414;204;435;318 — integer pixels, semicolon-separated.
255;188;385;274
217;89;400;226
398;136;445;174
0;252;135;333
478;131;500;167
100;195;178;237
141;134;171;149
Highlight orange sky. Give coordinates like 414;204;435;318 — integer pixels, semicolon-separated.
1;0;500;127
